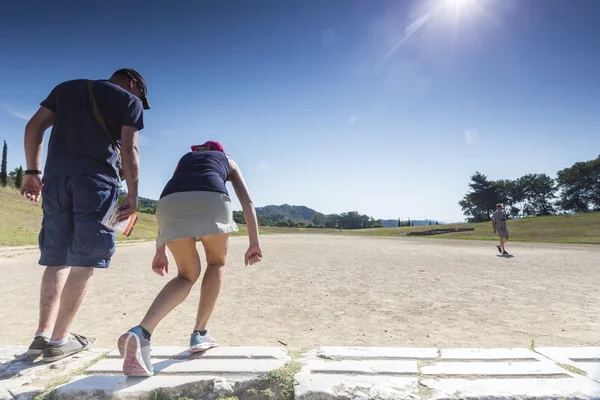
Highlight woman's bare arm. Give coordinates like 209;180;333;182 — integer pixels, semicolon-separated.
155;162;180;251
228;158;260;247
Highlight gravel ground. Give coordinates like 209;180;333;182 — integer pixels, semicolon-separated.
0;235;598;350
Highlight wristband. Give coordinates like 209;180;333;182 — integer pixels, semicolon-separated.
24;170;42;175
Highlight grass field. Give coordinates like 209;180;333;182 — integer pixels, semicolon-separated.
335;213;600;244
1;187;599;246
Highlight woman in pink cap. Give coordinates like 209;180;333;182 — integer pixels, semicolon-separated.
118;141;262;377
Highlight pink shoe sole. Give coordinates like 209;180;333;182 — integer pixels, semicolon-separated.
118;332;153;377
189;341;218;353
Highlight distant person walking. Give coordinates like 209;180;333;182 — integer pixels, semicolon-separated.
118;141;262;377
492;203;510;255
21;69;150;361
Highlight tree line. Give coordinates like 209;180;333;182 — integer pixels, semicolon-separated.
459;155;600;222
234;210;384;229
0;140;24;189
117;192;158;215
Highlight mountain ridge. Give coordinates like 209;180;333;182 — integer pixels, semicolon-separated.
123;196;444;225
254;204;443;226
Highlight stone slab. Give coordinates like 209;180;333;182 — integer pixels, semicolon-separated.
295;347;423;399
422;361;571;377
52;346;290;400
87;357;288;375
106;345;287;359
421;377;600;399
297;347;600;400
6;345;600;400
537;347;600;383
536;347;600;361
440;347;541;361
54;375;246;400
314;346;437;361
0;346;28;364
304;359;417;375
294;374;419;400
0;348;106;400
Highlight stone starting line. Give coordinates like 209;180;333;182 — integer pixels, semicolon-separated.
1;345;598;399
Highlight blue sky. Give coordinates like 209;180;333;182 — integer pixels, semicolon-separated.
1;0;599;222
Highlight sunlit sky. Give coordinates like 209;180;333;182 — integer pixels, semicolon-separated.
1;0;599;222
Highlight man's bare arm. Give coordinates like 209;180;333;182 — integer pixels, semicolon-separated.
24;107;55;170
120;125;140;196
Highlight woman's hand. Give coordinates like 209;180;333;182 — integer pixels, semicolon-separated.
152;246;169;276
244;244;263;266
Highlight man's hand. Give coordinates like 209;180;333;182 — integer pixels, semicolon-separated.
244;244;263;266
21;174;43;202
116;193;137;222
152;248;169;276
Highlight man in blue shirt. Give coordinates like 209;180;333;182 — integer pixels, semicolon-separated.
20;68;149;361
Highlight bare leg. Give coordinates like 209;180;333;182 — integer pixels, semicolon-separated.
140;238;201;334
37;266;70;336
51;267;95;340
194;234;229;332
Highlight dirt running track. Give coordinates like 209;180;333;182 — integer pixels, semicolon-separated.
0;235;598;350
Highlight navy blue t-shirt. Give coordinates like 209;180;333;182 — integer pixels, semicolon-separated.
40;79;144;184
160;151;230;199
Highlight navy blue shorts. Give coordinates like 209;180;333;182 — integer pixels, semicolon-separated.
39;176;118;268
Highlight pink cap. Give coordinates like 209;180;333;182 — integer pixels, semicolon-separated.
191;141;225;153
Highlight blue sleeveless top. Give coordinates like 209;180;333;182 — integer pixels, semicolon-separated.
160;151;230;199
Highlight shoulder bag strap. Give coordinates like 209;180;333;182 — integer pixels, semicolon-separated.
87;80;120;155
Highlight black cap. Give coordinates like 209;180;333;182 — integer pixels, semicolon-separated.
113;68;150;110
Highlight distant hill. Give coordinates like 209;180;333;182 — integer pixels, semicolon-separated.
255;206;444;226
255;204;317;222
113;194;443;225
120;198;319;222
117;193;158;214
138;196;157;210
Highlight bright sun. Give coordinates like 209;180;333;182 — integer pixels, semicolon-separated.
442;0;478;16
445;0;476;7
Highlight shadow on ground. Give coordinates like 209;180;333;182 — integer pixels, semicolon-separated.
0;352;41;380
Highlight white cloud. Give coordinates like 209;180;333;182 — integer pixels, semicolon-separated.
321;29;336;48
465;129;479;146
2;105;34;121
348;115;358;125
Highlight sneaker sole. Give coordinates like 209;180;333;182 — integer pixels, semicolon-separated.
189;342;218;353
118;332;153;377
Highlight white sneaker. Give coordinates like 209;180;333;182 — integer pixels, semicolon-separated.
189;330;218;353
